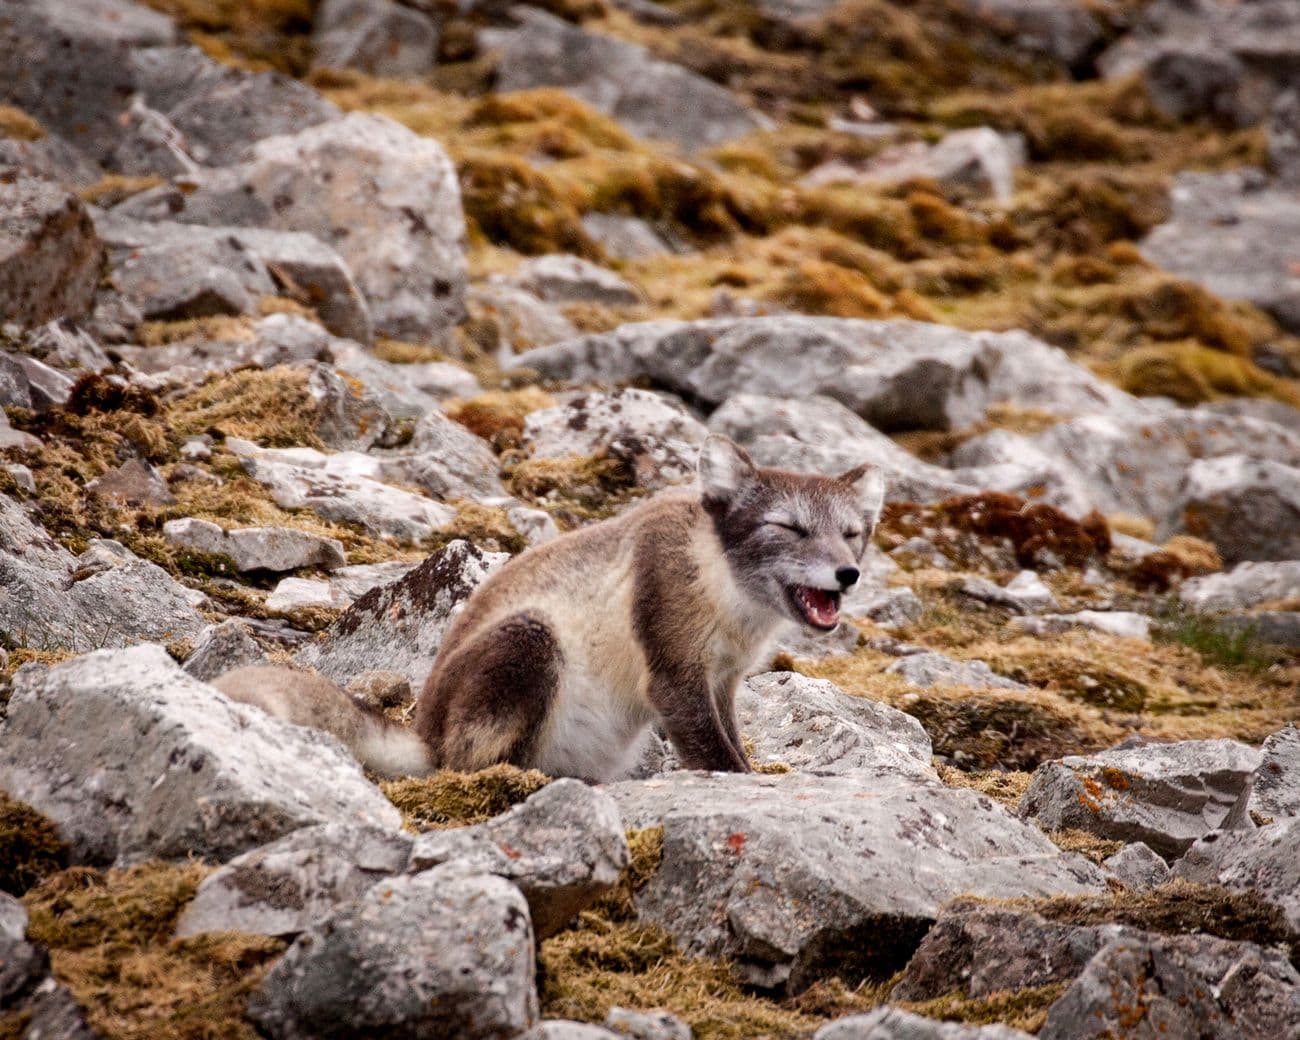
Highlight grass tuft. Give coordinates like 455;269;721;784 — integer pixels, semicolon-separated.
0;793;69;895
381;764;553;831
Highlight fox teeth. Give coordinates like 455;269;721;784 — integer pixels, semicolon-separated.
792;585;840;629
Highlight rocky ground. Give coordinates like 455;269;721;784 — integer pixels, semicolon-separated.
2;0;1300;1037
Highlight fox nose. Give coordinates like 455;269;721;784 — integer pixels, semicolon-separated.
835;565;860;589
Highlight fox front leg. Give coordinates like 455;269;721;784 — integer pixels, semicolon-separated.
652;675;751;773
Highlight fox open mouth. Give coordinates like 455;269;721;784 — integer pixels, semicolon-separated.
787;585;842;630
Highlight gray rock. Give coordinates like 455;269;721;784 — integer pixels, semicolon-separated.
605;770;1107;990
409;780;628;938
513;317;1132;434
0;177;102;327
805;128;1019;203
817;1008;1032;1039
1255;725;1300;820
1221;610;1300;650
395;410;506;499
1102;842;1170;889
891;901;1140;1003
1163;455;1300;563
16;977;100;1040
488;9;769;153
228;439;456;544
265;577;349;612
1;495;206;651
605;1007;692;1040
162;112;467;342
1179;561;1300;613
0;351;75;411
0;0;175;164
960;571;1058;614
1009;610;1153;641
1174;815;1300;931
954;406;1300;521
886;652;1027;691
331;341;479;417
113;312;335;380
175;822;413;939
736;671;934;779
581;213;674;260
469;282;580;354
161;60;342;170
957;0;1102;68
523;1025;621;1040
524;388;707;491
85;459;176;507
1018;739;1262;858
313;0;439;78
1038;932;1300;1040
25;318;112;373
0;125;102;188
305;361;397;451
1142;172;1300;335
296;540;508;691
110;96;201;179
247;869;537;1040
0;934;49;1009
0;891;27;942
163;518;347;574
1271;89;1300;185
0;644;401;866
183;619;267;682
329;560;421;600
514;254;641;307
844;586;924;629
1199;397;1300;434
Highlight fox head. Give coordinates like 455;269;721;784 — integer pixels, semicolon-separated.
698;434;886;632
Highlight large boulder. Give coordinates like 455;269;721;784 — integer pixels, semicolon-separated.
296;539;509;692
0;177;103;326
1174;815;1300;932
736;672;935;778
1141;172;1300;335
155;112;467;342
511;317;1133;433
954;408;1300;521
514;254;641;307
408;780;628;938
1018;739;1261;858
162;518;347;574
394;410;507;499
175;822;414;939
1038;932;1300;1039
0;644;401;866
486;9;769;153
0;0;177;163
1161;455;1300;563
604;769;1107;990
248;868;538;1040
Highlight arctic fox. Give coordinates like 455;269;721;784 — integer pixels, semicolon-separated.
416;434;884;780
214;435;884;782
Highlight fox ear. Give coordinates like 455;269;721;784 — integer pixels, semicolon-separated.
839;463;886;527
698;434;757;504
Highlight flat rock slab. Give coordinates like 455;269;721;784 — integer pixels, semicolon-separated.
247;868;537;1040
604;770;1108;991
163;517;346;574
737;672;934;778
296;540;508;692
815;1008;1032;1039
1178;560;1300;613
0;644;401;866
409;779;628;938
1174;816;1300;932
1018;739;1261;859
886;651;1027;691
175;822;413;939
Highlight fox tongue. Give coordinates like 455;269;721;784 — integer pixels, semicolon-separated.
797;586;839;627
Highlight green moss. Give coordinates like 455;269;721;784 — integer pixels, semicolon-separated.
0;793;69;895
381;764;553;831
457;150;599;257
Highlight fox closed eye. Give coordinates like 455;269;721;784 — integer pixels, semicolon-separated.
767;521;809;537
